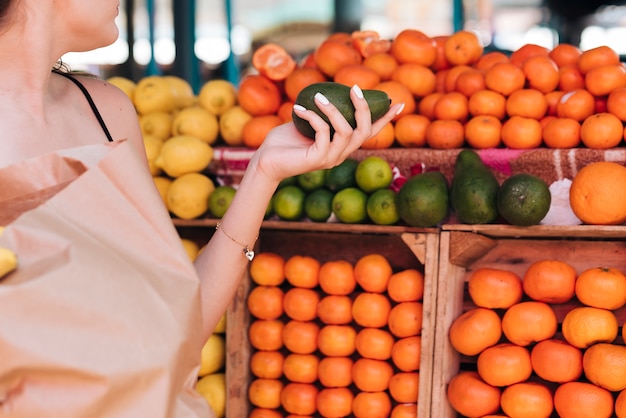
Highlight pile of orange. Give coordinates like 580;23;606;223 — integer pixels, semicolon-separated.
242;29;626;150
447;259;626;418
246;251;425;417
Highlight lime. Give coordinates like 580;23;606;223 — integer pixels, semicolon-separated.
272;185;306;221
298;168;328;192
304;188;334;222
497;173;551;226
367;188;400;225
355;156;393;193
326;158;358;192
396;171;449;227
332;187;369;224
208;185;236;218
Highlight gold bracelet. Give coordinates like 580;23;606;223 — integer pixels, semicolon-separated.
215;221;258;261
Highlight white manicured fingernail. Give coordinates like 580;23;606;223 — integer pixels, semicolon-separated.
395;103;406;115
352;84;364;99
293;104;307;112
315;92;330;105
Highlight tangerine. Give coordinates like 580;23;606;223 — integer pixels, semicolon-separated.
500;381;554;418
556;88;596;121
352;292;392;328
237;74;282;116
334;64;381;90
352;358;394;392
554;381;614;418
577;44;621;74
433;91;469;121
354;253;392;292
448;307;502;356
510;43;550;67
390;29;437;66
394;114;429;147
549;43;582;67
561;306;618;348
484;62;526;96
317;324;357;357
283;353;319;384
318;356;353;388
522;55;560;93
500;116;543;149
314;39;362;77
284;67;328;102
531;338;583;383
387;268;425;302
606;86;626;121
355;327;395;360
352;391;392;418
464;114;502;149
247;286;284;320
583;343;626;391
390;63;436;97
250;350;284;379
283;254;320;289
477;343;533;387
362;52;399;81
248;378;284;409
374;80;416;118
252;43;297;81
505;88;548;119
249;252;285;286
575;266;626;310
522;259;577;303
444;30;484;66
316;387;353;418
468;89;507;119
585;63;626;96
542;116;581;148
282;320;320;354
388;301;423;338
446;371;501;417
559;64;586;91
242;115;284;149
317;294;353;325
282;287;320;322
280;382;318;416
580;112;624;149
425;119;465;149
389;372;419;403
501;301;558;346
391;336;421;372
467;267;524;309
318;259;357;295
249;319;284;351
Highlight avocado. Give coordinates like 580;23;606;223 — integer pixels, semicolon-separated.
292;82;391;139
450;149;500;224
396;171;449;227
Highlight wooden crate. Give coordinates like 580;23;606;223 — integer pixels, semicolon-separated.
432;224;626;418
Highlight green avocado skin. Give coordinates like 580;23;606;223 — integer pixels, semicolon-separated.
450;149;500;224
292;82;391;139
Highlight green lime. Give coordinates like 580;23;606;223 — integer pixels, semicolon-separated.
326;158;358;192
208;185;236;218
272;185;306;221
355;156;393;193
304;188;334;222
497;173;551;226
332;187;368;224
367;188;400;225
298;168;328;191
396;171;449;227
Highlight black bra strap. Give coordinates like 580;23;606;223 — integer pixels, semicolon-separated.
53;70;114;142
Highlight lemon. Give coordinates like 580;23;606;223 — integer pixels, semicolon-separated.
497;173;551;226
106;76;136;100
164;75;196;109
172;106;220;145
367;188;400;225
133;76;177;115
155;135;214;178
196;373;226;417
199;333;226;377
143;134;164;176
166;173;215;219
326;158;358;192
208;185;236;218
219;105;252;146
213;313;226;333
355;156;394;193
153;176;172;205
181;238;200;261
304;188;334;222
273;185;306;221
198;79;237;116
297;169;328;192
332;187;369;224
139;111;174;141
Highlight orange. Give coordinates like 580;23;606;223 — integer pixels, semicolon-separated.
418;92;443;119
282;353;319;384
522;259;577;304
390;29;437;67
575;266;626;310
474;50;510;71
249;252;285;286
465;115;502;149
468;89;507;119
577;44;621;74
281;382;318;416
545;90;565;115
249;408;283;418
569;161;626;225
549;43;582;68
583;343;626;391
556;88;596;121
500;115;543;149
607;86;626;121
252;43;296;81
374;80;416;118
585;63;626;96
432;34;452;71
425;119;465;149
248;378;284;409
580;112;624;149
313;38;362;77
390;63;436;97
318;259;357;295
317;356;353;388
277;100;294;123
352;358;394;392
542;117;581;148
444;29;484;66
250;350;284;379
393;114;429;147
531;338;583;383
561;306;618;348
510;43;550;68
559;64;586;91
443;64;473;93
352;391;392;418
282;287;320;322
242;115;284;149
454;68;486;97
433;91;469;121
355;327;395;360
477;343;533;387
237;74;282;116
484;62;526;96
317;324;357;357
387;268;424;302
446;370;501;417
616;389;626;418
389;372;419;403
522;55;560;93
362;52;399;81
501;301;557;346
387;301;423;338
284;254;320;289
554;381;614;418
354;253;392;293
506;88;548;119
284;67;328;102
390;403;417;418
316;387;353;418
500;381;554;418
467;267;523;309
360;121;395;149
282;320;320;354
351;30;392;58
247;285;284;320
352;292;391;328
249;319;284;351
391;335;421;372
333;64;381;90
317;294;353;325
449;307;502;356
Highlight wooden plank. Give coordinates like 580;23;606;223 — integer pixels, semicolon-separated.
443;223;626;239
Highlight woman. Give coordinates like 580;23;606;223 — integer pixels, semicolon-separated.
0;0;403;416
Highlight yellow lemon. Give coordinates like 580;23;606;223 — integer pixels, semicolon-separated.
213;313;226;334
143;134;164;176
152;176;172;205
139;111;174;141
198;79;237;116
196;373;226;417
172;106;219;144
155;135;214;178
133;76;177;115
180;238;200;261
199;333;226;377
164;75;197;109
219;105;253;146
106;76;136;100
166;173;215;219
